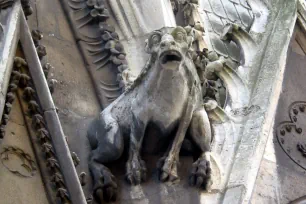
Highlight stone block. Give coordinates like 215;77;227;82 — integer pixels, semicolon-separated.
223;185;245;204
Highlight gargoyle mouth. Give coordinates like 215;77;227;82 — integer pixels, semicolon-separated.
160;50;182;65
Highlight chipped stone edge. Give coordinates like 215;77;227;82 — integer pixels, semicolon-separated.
19;8;87;204
297;0;306;33
0;2;20;119
222;0;298;203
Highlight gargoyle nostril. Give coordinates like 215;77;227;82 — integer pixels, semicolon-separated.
171;41;175;46
161;42;166;48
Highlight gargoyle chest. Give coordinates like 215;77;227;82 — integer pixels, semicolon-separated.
132;68;191;127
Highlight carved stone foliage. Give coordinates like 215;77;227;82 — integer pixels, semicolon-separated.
1;146;37;177
0;0;14;46
68;0;132;107
21;0;33;18
276;102;306;170
11;56;70;203
0;0;14;9
0;60;20;139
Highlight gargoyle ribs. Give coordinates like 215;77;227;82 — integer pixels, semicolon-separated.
88;27;217;203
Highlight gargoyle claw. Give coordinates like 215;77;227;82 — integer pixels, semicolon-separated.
125;158;147;185
93;169;118;203
157;156;179;183
189;158;212;189
95;189;104;203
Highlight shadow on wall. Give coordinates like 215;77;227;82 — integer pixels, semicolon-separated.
266;33;306;203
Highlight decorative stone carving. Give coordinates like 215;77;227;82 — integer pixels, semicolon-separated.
1;146;37;177
0;0;14;9
15;0;297;203
67;0;131;105
20;0;33;18
276;102;306;170
11;56;72;203
198;0;254;64
65;0;177;107
87;26;220;203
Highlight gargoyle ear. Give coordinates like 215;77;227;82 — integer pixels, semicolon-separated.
145;39;151;54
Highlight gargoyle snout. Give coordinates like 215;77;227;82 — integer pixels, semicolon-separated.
160;34;176;49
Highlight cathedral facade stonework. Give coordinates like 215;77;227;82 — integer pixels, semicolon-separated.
0;0;303;204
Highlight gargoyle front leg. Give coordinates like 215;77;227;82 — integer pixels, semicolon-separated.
88;116;123;203
158;90;196;183
126;116;147;185
157;146;180;182
189;107;213;189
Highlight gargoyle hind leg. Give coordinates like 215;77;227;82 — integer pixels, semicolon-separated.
189;108;213;189
125;114;147;185
88;116;123;203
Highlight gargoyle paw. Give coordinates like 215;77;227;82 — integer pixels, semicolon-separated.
189;157;212;189
125;157;147;185
157;156;179;183
93;168;118;203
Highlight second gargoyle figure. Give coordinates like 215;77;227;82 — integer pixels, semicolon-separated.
87;26;214;203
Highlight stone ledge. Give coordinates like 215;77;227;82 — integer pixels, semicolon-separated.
223;185;246;204
222;0;297;203
43;109;86;204
19;11;55;112
19;10;87;204
0;2;20;119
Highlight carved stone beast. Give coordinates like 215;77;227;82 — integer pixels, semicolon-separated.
88;27;213;203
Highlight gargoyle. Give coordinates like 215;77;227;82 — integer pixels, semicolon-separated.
88;26;215;203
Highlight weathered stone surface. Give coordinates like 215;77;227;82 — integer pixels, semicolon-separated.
252;39;306;204
44;110;87;204
110;0;176;39
198;0;254;62
27;0;100;202
19;13;55;112
220;0;297;203
21;0;301;204
0;3;20;118
0;97;49;204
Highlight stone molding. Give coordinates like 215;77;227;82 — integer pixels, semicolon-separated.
223;0;297;203
19;10;87;204
0;2;86;203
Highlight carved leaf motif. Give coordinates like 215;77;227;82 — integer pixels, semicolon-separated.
0;146;37;177
67;0;128;106
276;102;306;170
68;0;87;10
0;0;14;9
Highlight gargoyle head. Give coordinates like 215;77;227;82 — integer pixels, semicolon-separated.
145;27;191;69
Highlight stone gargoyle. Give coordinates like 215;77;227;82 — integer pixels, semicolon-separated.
87;26;217;203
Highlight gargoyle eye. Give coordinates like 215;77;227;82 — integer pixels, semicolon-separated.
175;32;186;42
151;34;161;45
